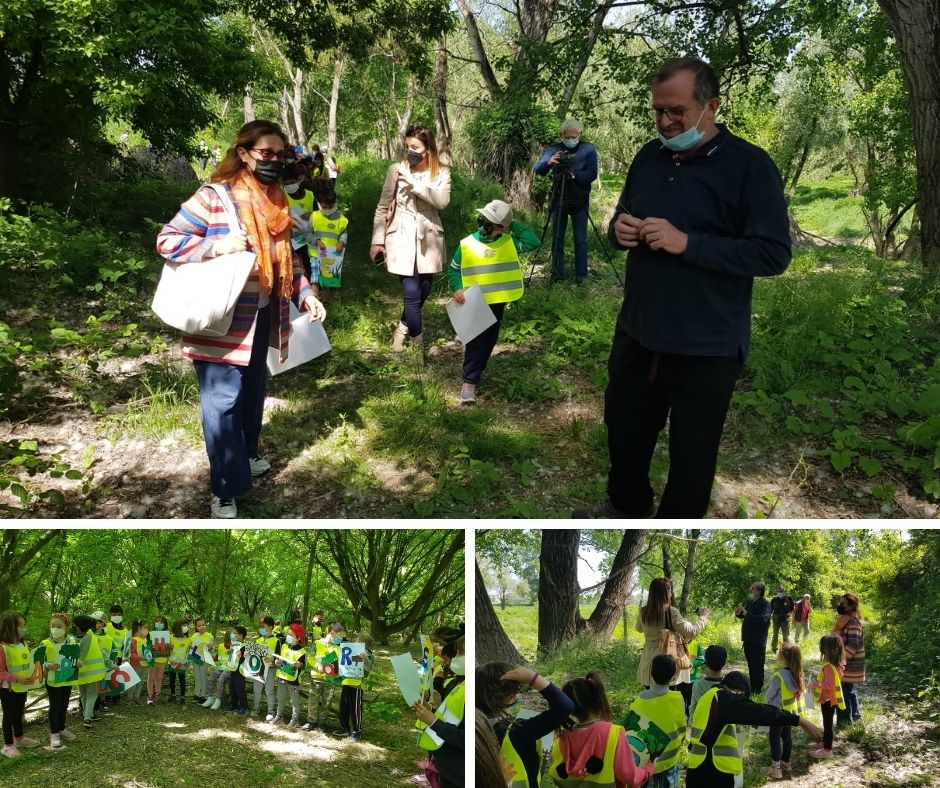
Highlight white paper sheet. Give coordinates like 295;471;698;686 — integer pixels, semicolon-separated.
267;302;331;375
200;647;215;667
107;663;141;692
446;284;497;344
391;652;423;707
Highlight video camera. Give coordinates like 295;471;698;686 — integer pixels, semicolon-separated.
554;149;577;173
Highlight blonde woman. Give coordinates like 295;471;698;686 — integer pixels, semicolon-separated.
371;125;451;351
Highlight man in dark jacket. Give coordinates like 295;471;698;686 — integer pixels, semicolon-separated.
574;57;791;520
769;586;795;652
734;581;771;694
533;118;598;285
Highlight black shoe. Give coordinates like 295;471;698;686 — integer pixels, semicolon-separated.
334;727;351;737
571;499;656;519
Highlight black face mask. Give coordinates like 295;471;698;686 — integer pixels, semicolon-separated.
251;159;285;184
406;150;424;167
836;603;847;614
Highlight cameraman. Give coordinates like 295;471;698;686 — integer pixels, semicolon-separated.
533;118;598;285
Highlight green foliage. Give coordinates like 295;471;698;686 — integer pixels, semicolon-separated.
0;441;93;516
465;100;558;184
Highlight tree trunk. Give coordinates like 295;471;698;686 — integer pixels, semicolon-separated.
301;547;315;626
786;118;818;202
394;76;418;159
678;529;701;615
433;37;453;166
555;1;614;120
212;529;231;630
243;87;255;123
476;561;524;664
662;542;672;579
454;0;502;98
537;530;581;654
290;68;306;145
0;530;63;610
878;0;940;269
328;53;345;151
584;530;647;639
278;88;292;140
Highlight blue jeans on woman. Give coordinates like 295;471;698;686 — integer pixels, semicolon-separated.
836;681;861;724
551;208;588;283
194;304;271;499
398;270;434;338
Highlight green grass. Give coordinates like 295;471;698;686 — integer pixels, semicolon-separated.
3;648;429;788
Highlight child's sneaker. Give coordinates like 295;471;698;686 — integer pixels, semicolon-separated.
201;697;214;708
265;713;275;722
46;733;62;750
237;708;247;715
301;722;317;732
83;720;93;730
211;698;222;710
1;744;19;758
168;693;177;703
762;762;783;779
59;729;76;742
14;736;39;749
780;761;792;774
350;730;362;742
288;717;301;728
811;747;835;759
334;727;351;737
270;715;283;725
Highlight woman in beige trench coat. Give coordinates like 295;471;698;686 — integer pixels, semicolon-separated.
636;577;708;714
370;125;451;351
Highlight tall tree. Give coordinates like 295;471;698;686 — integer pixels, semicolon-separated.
0;529;63;610
476;561;524;664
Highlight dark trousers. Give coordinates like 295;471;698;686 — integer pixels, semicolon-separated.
339;685;363;733
669;682;692;717
836;682;861;723
194;304;271;499
0;687;26;745
168;671;187;698
46;684;71;733
463;302;506;385
769;724;791;761
604;330;742;518
230;672;248;710
551;208;588;282
771;614;790;651
743;640;767;695
398;271;434;338
686;755;734;788
296;244;312;281
821;701;835;749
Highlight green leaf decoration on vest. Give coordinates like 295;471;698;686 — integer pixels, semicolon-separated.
622;708;671;764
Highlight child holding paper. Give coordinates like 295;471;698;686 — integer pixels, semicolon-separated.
203;628;237;710
189;617;214;704
272;624;307;726
148;615;170;704
168;617;192;704
337;632;374;742
416;636;466;788
449;199;539;404
302;622;344;732
125;619;152;706
253;615;279;720
309;181;348;302
227;626;249;715
40;612;79;748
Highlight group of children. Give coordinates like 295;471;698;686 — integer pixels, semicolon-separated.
476;631;852;787
0;604;379;756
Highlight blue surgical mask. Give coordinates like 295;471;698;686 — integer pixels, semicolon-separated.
286;635;298;646
259;627;269;637
562;138;579;149
230;633;238;644
16;627;26;638
658;107;707;153
154;622;165;630
332;637;343;645
284;182;301;195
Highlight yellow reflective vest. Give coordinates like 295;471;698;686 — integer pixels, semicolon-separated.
287;189;315;248
687;687;742;775
501;727;540;788
3;642;41;692
312;210;348;283
40;638;80;688
77;632;107;685
96;630;115;663
626;691;687;772
170;635;192;667
458;232;524;305
417;682;465;750
774;669;806;716
274;642;305;682
550;722;622;787
105;622;128;652
814;662;846;710
217;642;238;672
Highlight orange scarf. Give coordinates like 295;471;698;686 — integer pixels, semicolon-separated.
228;170;294;300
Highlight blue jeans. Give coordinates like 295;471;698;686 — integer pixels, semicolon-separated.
462;302;505;385
193;304;271;499
836;682;861;723
398;271;434;338
551;208;588;282
650;764;679;788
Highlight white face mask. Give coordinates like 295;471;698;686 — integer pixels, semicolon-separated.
450;656;466;676
286;635;298;646
50;627;65;639
111;616;123;624
284;182;301;195
182;626;189;634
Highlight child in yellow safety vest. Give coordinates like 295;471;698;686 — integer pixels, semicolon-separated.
811;634;846;760
40;612;79;748
72;614;107;730
763;642;806;778
125;618;152;705
0;610;41;755
553;671;656;787
89;610;116;712
622;655;683;788
147;615;170;704
302;621;344;731
477;662;574;788
203;628;238;711
416;636;466;788
309;182;348;301
167;617;193;704
284;171;316;281
336;631;374;742
189;617;215;704
271;623;307;726
449;199;540;404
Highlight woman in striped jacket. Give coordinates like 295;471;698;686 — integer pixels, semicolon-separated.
156;120;326;519
832;592;865;725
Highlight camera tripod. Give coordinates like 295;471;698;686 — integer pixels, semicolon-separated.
527;161;623;288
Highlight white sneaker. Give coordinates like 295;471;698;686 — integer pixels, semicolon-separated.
265;713;275;722
59;729;76;742
210;496;237;519
211;698;222;710
249;456;271;476
47;733;62;750
201;697;214;708
459;383;477;404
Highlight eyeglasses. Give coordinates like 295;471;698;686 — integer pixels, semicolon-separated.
248;147;294;162
649;107;690;123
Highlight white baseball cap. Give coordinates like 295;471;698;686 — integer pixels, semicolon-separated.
477;200;513;227
90;610;106;622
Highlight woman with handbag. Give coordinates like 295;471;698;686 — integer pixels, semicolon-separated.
370;125;451;352
636;577;708;714
156;120;326;519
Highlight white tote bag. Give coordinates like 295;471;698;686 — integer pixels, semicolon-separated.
152;183;257;336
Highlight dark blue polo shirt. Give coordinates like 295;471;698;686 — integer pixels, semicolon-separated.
608;126;791;359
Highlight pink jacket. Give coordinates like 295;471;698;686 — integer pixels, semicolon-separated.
558;721;655;787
